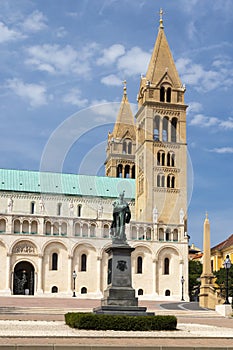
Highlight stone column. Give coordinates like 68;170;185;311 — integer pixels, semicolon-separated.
68;255;73;295
152;258;157;295
6;253;11;293
36;254;43;295
96;255;102;296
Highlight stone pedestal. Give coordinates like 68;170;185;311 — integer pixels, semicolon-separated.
215;304;232;317
94;243;154;316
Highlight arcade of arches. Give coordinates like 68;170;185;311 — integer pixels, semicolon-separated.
0;237;184;298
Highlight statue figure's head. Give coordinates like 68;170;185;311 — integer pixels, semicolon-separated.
119;191;125;200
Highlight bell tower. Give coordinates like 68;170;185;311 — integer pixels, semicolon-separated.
105;82;136;179
135;11;188;234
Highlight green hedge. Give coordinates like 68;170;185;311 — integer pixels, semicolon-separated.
65;313;177;331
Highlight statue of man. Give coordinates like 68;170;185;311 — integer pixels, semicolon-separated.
110;191;131;243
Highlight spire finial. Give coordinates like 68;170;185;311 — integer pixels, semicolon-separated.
205;211;208;219
123;80;127;96
159;8;164;29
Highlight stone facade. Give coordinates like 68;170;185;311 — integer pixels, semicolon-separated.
0;15;189;301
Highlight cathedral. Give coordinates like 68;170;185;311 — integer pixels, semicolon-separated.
0;14;189;300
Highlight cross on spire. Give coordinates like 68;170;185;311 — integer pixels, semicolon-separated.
159;8;164;28
123;80;127;95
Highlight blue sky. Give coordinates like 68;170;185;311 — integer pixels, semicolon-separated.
0;0;233;249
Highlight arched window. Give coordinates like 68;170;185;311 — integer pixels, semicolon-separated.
82;224;88;237
90;223;96;237
77;204;82;217
173;229;178;241
57;203;62;216
51;286;58;293
53;222;59;235
124;165;130;178
31;220;38;234
171;176;175;188
123;141;127;154
82;223;88;237
81;253;87;272
81;287;87;294
138;289;144;296
14;219;21;234
117;164;123;178
162;117;169;142
157;150;165;166
160;86;165;102
171;118;177;142
167;174;175;188
165;229;170;241
128;141;132;154
164;258;169;275
130;165;135;179
131;226;137;240
137;256;143;274
138;227;144;240
0;218;6;233
30;202;35;214
159;228;164;241
157;173;165;187
153;116;160;141
75;222;80;236
103;224;109;238
146;227;151;240
167;152;171;166
45;221;51;235
165;289;171;296
52;253;58;270
167;152;175;167
166;87;171;102
22;220;29;234
61;222;67;236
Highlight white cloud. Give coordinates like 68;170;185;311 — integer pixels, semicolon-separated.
189;113;233;130
97;44;125;65
176;57;233;92
0;21;24;43
219;118;233;129
210;147;233;154
187;101;202;115
101;74;122;86
117;47;150;77
6;78;48;107
187;21;198;40
190;114;218;127
90;100;120;121
63;88;88;107
22;10;47;33
25;44;97;76
56;27;67;38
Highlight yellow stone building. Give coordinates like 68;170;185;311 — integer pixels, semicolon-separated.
211;234;233;271
0;14;189;300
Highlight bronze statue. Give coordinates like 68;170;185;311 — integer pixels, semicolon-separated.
110;191;131;243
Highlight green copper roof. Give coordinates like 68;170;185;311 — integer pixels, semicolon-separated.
0;168;135;199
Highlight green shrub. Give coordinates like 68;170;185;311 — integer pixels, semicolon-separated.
65;313;177;331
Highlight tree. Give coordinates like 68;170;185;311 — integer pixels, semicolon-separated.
189;260;202;301
214;265;233;302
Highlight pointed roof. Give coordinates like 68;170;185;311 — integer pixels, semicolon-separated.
112;82;135;140
211;234;233;252
145;16;182;88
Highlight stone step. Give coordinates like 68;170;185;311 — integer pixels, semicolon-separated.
0;306;88;315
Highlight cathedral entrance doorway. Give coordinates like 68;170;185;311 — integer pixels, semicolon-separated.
13;261;35;295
